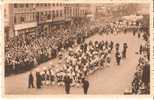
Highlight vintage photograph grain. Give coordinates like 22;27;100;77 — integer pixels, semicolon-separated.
4;3;150;95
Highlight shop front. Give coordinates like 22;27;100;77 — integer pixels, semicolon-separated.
14;22;37;36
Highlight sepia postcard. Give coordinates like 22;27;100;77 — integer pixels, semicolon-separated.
0;0;153;97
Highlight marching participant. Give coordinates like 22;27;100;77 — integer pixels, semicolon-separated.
115;51;122;66
122;43;128;59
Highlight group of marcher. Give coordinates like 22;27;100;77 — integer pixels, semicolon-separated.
5;15;150;94
28;39;129;94
5;16;148;76
29;69;89;95
97;18;148;37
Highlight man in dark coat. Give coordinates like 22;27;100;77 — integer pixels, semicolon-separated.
36;72;42;89
110;41;114;51
115;51;121;65
28;72;34;88
115;43;120;52
64;75;71;94
82;78;89;95
122;43;128;59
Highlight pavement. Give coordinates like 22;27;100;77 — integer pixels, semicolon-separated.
5;32;145;95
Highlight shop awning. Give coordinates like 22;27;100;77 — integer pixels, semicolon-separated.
14;22;37;30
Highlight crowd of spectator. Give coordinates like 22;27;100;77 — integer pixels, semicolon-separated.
5;18;99;76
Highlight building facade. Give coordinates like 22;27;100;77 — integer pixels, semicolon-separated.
4;3;90;40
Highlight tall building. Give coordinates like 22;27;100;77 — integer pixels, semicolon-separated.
64;4;89;19
4;3;90;40
4;3;65;39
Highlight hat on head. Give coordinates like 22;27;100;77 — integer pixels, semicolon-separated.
36;68;40;72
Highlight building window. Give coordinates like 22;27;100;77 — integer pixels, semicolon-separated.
14;4;18;8
60;3;62;6
20;4;24;8
52;10;55;18
47;14;51;20
45;11;48;16
14;16;16;24
30;13;33;22
26;4;29;8
33;12;36;21
53;3;55;7
56;10;59;17
4;9;6;17
70;8;72;16
60;10;63;17
21;16;25;23
31;4;33;7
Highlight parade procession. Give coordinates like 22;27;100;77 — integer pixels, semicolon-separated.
4;3;150;95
